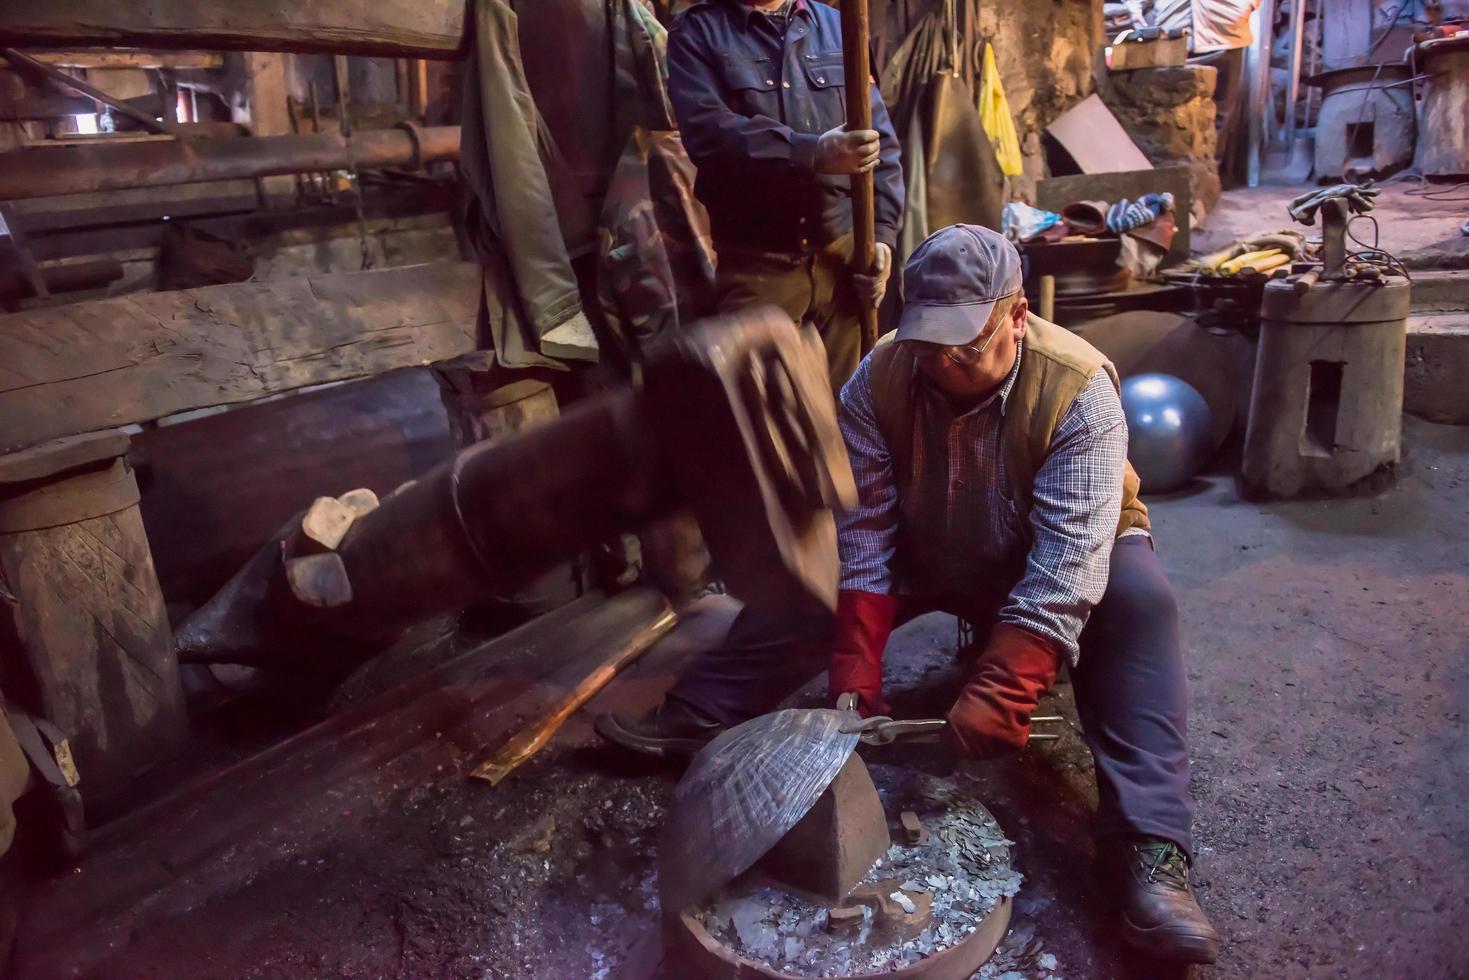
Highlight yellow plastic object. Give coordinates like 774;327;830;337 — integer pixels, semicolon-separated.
979;43;1024;177
1250;253;1292;273
1219;248;1281;275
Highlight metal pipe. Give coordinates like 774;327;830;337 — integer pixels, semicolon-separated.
0;125;460;201
1246;0;1276;187
1284;0;1307;141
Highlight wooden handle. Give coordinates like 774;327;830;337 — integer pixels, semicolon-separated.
470;603;678;785
840;0;879;355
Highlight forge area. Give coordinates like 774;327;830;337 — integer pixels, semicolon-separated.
7;417;1465;979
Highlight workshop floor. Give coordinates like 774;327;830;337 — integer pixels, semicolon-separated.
1194;179;1469;269
8;418;1468;980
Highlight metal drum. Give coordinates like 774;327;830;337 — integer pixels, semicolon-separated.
1415;36;1469;178
1312;64;1416;179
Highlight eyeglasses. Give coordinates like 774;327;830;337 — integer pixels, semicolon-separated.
907;305;1010;367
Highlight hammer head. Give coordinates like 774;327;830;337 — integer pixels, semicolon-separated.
643;307;857;614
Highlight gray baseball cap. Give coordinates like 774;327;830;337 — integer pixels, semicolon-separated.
895;224;1023;346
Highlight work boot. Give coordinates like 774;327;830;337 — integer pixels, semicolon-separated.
593;698;725;761
1095;836;1221;964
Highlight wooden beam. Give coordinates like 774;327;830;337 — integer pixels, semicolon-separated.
26;50;224;70
0;47;177;134
0;0;467;58
242;52;294;201
0;260;482;452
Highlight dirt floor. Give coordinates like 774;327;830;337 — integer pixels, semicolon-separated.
7;415;1468;979
1194;179;1469;269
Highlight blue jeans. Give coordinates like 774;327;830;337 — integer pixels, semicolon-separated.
667;536;1196;855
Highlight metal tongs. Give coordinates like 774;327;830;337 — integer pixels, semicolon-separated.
836;693;1065;744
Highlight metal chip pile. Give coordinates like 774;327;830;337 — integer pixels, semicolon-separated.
693;766;1024;977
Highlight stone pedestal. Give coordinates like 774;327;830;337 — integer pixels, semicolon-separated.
1242;280;1411;499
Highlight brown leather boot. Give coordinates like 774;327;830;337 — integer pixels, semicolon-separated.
1095;836;1221;964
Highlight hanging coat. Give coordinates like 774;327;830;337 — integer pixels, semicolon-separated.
460;0;599;369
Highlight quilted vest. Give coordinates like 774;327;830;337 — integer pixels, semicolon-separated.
867;314;1149;594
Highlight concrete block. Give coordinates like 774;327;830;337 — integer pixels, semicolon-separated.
1405;313;1469;424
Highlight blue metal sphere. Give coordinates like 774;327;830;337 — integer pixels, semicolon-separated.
1120;373;1215;494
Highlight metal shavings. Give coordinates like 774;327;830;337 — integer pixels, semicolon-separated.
691;765;1025;977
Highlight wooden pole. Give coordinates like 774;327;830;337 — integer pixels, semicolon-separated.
470;603;678;785
839;0;878;355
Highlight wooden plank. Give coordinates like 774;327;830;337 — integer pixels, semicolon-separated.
10;588;722;977
0;260;482;452
27;50;225;69
0;0;468;58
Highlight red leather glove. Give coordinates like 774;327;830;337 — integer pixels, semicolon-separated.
827;590;900;717
944;623;1061;758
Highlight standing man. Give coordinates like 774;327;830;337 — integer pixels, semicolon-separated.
599;225;1220;965
667;0;905;391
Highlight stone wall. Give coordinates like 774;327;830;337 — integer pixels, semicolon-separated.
976;0;1102;198
1100;65;1222;222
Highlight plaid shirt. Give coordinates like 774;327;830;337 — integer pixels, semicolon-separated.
836;343;1139;663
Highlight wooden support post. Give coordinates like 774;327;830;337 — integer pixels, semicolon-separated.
394;58;410;117
332;54;351;137
243;52;295;206
0;431;186;805
413;59;429;120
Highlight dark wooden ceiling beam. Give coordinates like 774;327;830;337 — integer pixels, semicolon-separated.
0;0;468;59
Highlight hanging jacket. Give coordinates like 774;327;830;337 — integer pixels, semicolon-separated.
597;127;718;362
460;0;599;369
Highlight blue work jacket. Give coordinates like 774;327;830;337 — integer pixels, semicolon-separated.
668;0;905;256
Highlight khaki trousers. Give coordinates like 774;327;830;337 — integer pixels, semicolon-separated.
714;236;863;397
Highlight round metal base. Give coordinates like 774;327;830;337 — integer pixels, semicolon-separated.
669;896;1011;980
666;775;1016;980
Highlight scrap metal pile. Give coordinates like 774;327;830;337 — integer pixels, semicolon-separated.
692;766;1023;977
660;709;1022;978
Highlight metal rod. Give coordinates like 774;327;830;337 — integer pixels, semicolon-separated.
0;126;460;201
840;0;879;354
471;604;678;785
1284;0;1307;141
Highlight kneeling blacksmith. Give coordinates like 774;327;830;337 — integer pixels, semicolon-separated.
600;225;1221;964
